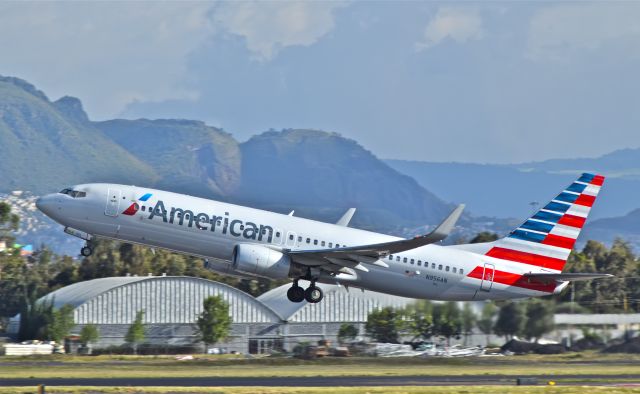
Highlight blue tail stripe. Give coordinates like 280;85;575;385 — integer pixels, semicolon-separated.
544;201;571;213
521;219;554;233
509;229;545;243
139;193;153;202
566;182;587;194
556;192;579;204
578;173;595;183
532;210;562;223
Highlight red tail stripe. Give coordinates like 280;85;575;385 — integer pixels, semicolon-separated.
485;247;566;271
542;234;576;249
468;266;556;293
574;194;595;207
557;214;586;229
591;175;605;186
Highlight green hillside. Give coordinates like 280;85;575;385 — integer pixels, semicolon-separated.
0;76;156;193
95;119;241;198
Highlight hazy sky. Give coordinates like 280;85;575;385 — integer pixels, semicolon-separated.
2;1;640;163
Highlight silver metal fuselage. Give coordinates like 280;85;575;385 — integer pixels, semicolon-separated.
37;183;546;301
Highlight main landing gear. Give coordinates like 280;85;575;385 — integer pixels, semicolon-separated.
287;279;323;303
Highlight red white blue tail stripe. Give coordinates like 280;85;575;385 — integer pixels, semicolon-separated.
485;173;604;272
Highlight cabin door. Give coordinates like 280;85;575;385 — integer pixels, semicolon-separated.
105;189;121;217
480;263;495;292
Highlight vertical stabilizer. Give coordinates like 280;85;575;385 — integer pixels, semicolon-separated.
485;173;605;272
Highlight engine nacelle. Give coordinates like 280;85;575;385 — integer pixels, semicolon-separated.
232;244;292;280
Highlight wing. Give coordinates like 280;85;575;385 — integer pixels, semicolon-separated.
288;204;465;274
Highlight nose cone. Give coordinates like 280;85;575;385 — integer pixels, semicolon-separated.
36;194;57;218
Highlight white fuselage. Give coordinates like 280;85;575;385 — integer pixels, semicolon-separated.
37;183;555;301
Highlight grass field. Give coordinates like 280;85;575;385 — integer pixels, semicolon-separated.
1;352;640;379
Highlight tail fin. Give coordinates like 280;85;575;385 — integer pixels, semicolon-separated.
486;173;605;272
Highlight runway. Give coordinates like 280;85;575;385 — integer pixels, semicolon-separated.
1;374;640;387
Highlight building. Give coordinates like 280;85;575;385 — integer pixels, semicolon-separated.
8;276;414;353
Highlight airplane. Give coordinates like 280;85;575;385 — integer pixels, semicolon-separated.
36;173;612;304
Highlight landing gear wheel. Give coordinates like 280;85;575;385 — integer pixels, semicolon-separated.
304;285;323;303
287;285;305;303
80;246;93;257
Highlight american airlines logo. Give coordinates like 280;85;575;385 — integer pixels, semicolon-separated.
122;193;153;216
147;200;275;243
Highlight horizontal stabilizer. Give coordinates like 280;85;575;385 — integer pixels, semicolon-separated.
523;272;613;282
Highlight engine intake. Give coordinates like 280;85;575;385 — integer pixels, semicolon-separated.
232;244;292;280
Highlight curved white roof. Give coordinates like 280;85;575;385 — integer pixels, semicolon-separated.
22;276;283;325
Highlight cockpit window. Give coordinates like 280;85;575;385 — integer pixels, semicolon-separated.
59;188;86;198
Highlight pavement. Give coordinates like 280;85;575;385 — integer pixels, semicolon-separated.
2;374;640;387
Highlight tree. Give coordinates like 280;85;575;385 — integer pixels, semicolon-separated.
477;302;497;346
461;303;476;345
432;302;461;347
46;304;75;343
196;295;232;353
0;201;19;238
366;307;399;343
399;300;433;342
494;301;526;341
523;299;555;342
125;310;145;355
337;323;359;344
80;324;100;347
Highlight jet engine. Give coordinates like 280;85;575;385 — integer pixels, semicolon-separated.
232;244;292;280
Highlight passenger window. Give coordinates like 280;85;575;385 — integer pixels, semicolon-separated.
329;242;333;248
417;261;422;266
396;256;400;262
432;263;436;269
438;264;443;270
446;266;450;272
306;238;311;243
276;232;281;237
314;240;318;245
389;255;393;261
453;267;457;273
289;234;294;240
141;206;146;212
321;241;325;247
403;257;407;263
410;259;414;265
460;269;464;275
336;244;340;248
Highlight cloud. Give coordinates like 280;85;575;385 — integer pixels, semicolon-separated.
212;1;347;61
527;3;640;61
0;2;214;119
416;7;483;51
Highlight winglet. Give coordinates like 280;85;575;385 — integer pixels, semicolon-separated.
288;210;295;216
424;204;465;243
336;208;356;226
